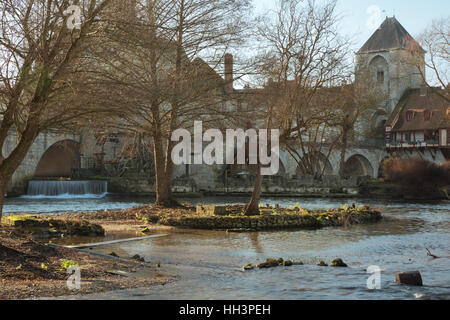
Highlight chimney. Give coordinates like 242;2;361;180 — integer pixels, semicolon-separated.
420;84;427;97
224;53;234;94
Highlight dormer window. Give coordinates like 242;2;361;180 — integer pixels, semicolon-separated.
377;71;384;83
406;110;414;122
424;109;431;121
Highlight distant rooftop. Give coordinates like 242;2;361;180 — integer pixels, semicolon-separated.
358;17;425;54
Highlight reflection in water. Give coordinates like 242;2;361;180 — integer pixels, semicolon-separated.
6;195;448;300
248;233;263;254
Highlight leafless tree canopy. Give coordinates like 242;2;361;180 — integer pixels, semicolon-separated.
0;0;112;217
83;0;252;206
253;0;353;177
410;17;449;100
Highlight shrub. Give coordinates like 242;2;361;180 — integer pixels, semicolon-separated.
384;159;450;198
59;260;79;272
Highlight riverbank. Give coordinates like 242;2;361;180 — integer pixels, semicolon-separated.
0;231;171;299
43;198;450;300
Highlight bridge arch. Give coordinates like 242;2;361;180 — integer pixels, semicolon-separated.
342;154;374;177
296;152;333;176
34;140;80;178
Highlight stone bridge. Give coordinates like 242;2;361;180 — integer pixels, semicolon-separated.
3;131;81;194
4;130;448;195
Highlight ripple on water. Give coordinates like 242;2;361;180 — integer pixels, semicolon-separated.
7;196;448;300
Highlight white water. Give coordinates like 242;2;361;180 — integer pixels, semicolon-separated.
26;180;108;199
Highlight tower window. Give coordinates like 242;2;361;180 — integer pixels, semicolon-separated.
377;71;384;83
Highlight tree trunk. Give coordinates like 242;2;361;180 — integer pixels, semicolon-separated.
0;181;6;221
153;130;171;207
244;165;263;216
153;131;179;207
338;127;349;177
0;119;39;218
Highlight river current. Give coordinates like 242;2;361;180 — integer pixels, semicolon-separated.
4;195;449;300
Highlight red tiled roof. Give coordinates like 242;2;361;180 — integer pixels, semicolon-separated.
387;88;450;132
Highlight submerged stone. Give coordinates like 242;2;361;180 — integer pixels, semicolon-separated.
317;261;328;266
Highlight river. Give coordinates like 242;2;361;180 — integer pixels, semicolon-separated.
4;195;450;300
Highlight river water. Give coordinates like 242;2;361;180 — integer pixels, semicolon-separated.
4;195;450;300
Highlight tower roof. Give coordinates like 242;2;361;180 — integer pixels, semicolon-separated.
358;17;424;54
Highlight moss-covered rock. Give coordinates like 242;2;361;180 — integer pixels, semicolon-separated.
283;260;293;266
331;258;348;267
318;261;328;266
255;258;295;269
2;216;105;238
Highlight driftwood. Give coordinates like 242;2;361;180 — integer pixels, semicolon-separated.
426;248;439;259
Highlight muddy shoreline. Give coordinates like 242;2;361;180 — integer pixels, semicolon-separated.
0;229;171;300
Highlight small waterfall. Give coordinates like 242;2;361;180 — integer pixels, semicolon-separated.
26;180;108;198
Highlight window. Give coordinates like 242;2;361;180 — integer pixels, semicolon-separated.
406;110;414;122
377;71;384;83
405;132;412;143
424;110;431;121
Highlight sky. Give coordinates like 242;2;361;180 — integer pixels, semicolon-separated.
253;0;450;52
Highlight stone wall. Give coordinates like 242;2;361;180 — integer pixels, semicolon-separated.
158;210;382;231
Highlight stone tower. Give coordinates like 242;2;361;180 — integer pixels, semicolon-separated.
355;17;426;114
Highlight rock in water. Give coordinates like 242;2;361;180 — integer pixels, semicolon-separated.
243;264;255;271
396;271;423;286
331;258;348;267
132;254;145;262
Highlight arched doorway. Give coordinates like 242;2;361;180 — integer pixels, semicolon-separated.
342;154;374;177
35;140;80;177
369;55;389;86
371;109;388;138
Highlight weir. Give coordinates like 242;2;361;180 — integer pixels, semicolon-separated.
27;180;108;197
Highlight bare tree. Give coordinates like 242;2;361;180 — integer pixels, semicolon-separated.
0;0;113;218
88;0;251;207
243;0;351;215
409;17;449;101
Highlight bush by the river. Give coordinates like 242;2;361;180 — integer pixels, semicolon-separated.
383;158;450;199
